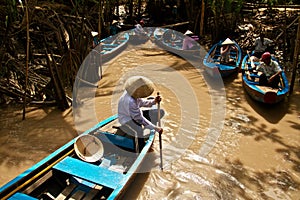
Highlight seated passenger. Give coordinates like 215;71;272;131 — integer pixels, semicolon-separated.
220;38;237;64
256;52;282;88
182;30;197;50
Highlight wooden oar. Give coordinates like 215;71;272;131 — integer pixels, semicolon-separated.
157;92;163;170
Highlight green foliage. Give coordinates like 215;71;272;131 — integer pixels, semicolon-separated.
208;0;244;14
6;0;18;25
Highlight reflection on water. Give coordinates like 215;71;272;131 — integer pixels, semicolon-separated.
0;40;300;199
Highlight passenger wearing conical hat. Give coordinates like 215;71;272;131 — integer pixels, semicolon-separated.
182;30;198;50
220;38;237;63
118;76;164;152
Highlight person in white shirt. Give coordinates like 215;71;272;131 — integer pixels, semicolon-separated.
118;76;164;152
134;20;147;36
182;30;197;50
249;32;274;69
250;32;273;61
256;52;282;88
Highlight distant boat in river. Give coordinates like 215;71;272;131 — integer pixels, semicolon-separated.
241;53;289;104
153;27;201;60
75;32;130;88
127;26;151;45
203;39;242;77
95;32;130;63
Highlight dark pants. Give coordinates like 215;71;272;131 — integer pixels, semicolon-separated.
120;109;165;152
253;51;264;59
259;73;280;88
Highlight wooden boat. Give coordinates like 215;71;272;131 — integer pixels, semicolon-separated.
74;32;130;88
241;53;289;104
203;39;242;77
0;115;156;200
153;28;201;60
127;27;150;46
93;32;129;63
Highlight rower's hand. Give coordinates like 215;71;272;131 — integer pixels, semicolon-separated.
155;127;163;134
155;95;162;104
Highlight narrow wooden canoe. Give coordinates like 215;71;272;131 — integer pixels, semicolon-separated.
153;28;201;60
203;40;242;77
75;32;130;87
92;32;129;64
127;28;150;46
241;53;289;104
0;115;156;200
97;32;130;63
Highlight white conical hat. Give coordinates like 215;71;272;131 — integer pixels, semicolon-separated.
184;30;193;35
91;31;98;37
222;38;235;45
74;135;104;163
125;76;154;98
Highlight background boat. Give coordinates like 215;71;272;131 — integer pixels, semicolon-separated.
0;115;156;200
241;53;289;104
96;32;130;63
127;28;151;46
203;39;242;77
74;32;130;89
153;28;201;60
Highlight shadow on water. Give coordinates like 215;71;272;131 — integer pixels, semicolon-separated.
244;89;289;124
220;86;300;196
222;71;239;85
219;158;300;199
120;152;156;200
0;106;76;170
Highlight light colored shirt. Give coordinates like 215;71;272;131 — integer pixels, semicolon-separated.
257;59;282;77
254;37;273;53
118;91;156;129
134;24;146;35
220;45;236;62
182;36;194;50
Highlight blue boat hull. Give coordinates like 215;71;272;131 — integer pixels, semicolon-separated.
98;33;130;63
203;40;242;78
153;28;201;60
241;54;289;104
0;115;156;200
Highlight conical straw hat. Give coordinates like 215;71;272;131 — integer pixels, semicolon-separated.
91;31;98;37
125;76;154;98
222;38;235;45
74;135;104;163
184;30;193;35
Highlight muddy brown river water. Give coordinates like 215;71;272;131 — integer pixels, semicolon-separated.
0;40;299;199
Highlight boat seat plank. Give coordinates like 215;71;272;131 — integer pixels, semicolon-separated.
23;170;53;194
55;183;77;200
53;156;124;189
8;192;38;200
82;188;99;200
96;131;135;150
69;190;86;200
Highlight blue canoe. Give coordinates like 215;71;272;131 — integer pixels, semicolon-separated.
93;32;129;63
241;53;289;104
203;40;242;77
153;27;201;60
0;115;156;200
127;27;151;46
75;33;130;87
